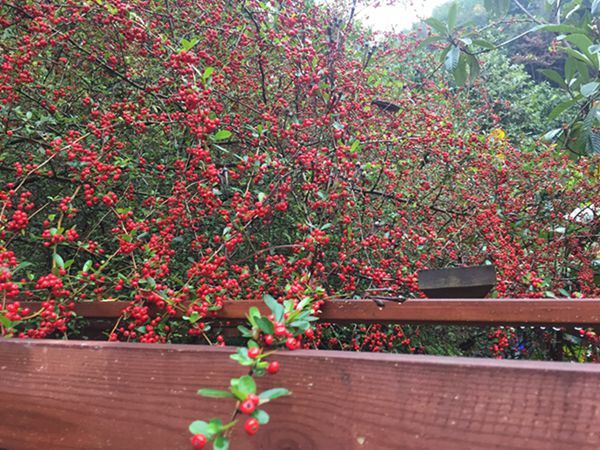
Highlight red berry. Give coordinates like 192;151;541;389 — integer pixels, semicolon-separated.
244;418;259;436
305;328;314;338
267;361;280;374
248;346;261;359
264;334;274;345
191;434;207;449
274;324;287;336
240;398;256;414
285;337;297;350
247;393;260;405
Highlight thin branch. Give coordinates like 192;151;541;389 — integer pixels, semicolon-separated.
513;0;545;25
241;5;269;105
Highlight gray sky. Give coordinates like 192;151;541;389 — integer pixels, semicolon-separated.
356;0;448;31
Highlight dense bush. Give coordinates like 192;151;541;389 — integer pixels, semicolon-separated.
0;0;598;348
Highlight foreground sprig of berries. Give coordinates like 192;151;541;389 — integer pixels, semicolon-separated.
191;434;207;449
244;418;260;436
189;291;321;448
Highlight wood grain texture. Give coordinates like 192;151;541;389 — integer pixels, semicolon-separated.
18;298;600;325
1;340;600;450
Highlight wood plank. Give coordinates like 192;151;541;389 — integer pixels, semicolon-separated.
1;340;600;449
20;299;600;326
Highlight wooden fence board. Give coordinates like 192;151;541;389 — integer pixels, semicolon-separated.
20;298;600;325
1;340;600;449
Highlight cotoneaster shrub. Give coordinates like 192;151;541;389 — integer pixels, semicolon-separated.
0;0;598;339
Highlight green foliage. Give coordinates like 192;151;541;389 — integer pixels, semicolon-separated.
423;0;600;156
466;51;565;140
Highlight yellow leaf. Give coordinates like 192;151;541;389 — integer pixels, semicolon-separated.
489;128;506;141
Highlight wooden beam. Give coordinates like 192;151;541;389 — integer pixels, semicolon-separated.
19;298;600;326
1;340;599;449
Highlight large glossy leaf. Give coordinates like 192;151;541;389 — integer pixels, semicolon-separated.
540;69;567;89
472;39;495;49
453;54;467;86
445;45;460;71
418;35;445;48
424;18;447;34
447;2;458;30
548;99;576;120
581;81;599;97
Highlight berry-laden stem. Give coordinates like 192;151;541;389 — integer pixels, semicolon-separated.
189;288;323;449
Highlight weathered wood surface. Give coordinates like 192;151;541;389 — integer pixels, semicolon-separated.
1;340;600;449
21;298;600;325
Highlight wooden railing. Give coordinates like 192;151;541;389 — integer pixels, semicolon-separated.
1;299;600;449
1;339;600;449
21;297;600;325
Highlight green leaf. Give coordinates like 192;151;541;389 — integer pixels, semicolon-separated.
230;353;254;366
564;34;594;57
207;418;223;435
264;294;284;322
213;437;230;450
247;306;261;328
296;297;313;311
418;35;444;48
198;389;234;398
189;420;209;436
255;316;275;335
180;37;199;52
575;60;591;83
289;320;309;332
283;299;294;312
0;314;13;328
13;261;33;274
259;387;290;402
581;81;599;97
593;0;600;15
424;18;448;34
236;375;256;396
548;99;576;120
589;45;600;55
565;56;577;81
558;288;571;297
533;24;582;34
472;39;495;50
237;325;253;337
251;409;270;425
543;128;562;141
445;45;460;71
203;66;215;82
582;106;598;149
540;69;567;89
213;130;232;141
466;54;480;81
230;347;253;366
563;48;592;65
447;2;458;30
53;253;65;269
105;3;118;14
453;54;467;86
